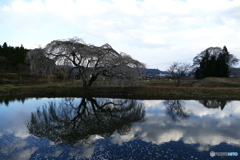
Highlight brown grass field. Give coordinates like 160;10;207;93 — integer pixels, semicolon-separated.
1;77;240;99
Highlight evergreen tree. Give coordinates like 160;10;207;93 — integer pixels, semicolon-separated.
0;42;29;71
193;46;238;79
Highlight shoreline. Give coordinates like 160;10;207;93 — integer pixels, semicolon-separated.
1;85;240;100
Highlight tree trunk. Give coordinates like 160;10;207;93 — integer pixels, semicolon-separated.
82;75;98;87
82;80;89;87
176;79;180;87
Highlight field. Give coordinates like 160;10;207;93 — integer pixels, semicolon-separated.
1;84;240;100
1;73;240;99
192;77;240;88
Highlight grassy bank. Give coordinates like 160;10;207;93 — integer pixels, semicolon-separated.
1;75;240;99
1;84;240;100
192;77;240;88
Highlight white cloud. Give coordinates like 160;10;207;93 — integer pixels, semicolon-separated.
11;147;38;160
44;149;63;157
69;145;96;159
142;128;184;144
143;100;163;109
111;131;135;145
109;110;240;152
0;140;27;154
109;100;240;152
1;0;240;69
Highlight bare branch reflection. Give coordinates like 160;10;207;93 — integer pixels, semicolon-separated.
164;100;192;121
26;98;145;146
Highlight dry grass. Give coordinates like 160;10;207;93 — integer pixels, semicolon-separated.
192;77;240;88
1;77;240;99
1;84;240;100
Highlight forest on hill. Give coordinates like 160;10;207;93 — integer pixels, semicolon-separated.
0;42;29;72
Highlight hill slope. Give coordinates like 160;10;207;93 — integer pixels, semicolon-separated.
192;77;240;87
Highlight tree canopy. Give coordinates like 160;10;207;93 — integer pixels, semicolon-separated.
34;37;145;87
168;62;191;86
0;42;29;71
193;46;238;79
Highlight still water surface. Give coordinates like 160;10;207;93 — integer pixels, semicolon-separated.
0;98;239;160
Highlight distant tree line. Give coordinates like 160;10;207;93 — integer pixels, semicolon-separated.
0;42;29;71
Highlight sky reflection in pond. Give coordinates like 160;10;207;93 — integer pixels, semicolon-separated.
0;98;239;160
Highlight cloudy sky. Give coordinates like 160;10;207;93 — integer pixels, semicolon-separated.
1;0;240;70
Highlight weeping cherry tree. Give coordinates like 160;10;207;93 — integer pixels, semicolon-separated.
43;37;146;87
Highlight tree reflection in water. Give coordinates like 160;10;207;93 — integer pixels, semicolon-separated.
164;100;192;121
198;100;229;110
0;97;27;106
27;98;145;146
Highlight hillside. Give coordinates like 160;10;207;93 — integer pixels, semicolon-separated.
146;69;168;75
192;77;240;87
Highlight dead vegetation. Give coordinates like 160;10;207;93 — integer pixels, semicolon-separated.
192;77;240;88
1;75;240;99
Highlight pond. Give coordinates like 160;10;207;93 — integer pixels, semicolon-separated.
0;98;239;160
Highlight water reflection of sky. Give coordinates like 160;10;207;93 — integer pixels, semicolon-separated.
0;98;240;160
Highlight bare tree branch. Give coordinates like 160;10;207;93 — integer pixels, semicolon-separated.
43;37;145;87
168;62;191;86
